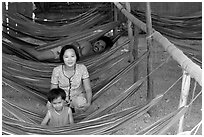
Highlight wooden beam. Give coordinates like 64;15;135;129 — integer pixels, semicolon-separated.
146;2;154;103
178;70;191;133
125;2;134;62
133;26;139;82
114;2;202;86
2;2;7;33
113;3;118;47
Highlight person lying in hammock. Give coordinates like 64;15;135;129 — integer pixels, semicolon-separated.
3;29;124;62
12;35;114;62
49;35;114;61
41;88;74;127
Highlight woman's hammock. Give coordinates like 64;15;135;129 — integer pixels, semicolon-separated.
2;34;129;80
3;47;186;135
2;48;147;105
3;51;147;125
3;58;191;134
2;47;150;130
2;51;129;96
3;64;166;135
2;40;133;101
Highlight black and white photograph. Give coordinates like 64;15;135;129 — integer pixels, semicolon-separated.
2;1;202;135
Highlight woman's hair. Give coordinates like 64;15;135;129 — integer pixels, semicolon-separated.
59;44;80;63
96;36;114;51
47;88;66;103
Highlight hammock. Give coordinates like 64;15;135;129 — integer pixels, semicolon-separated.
3;20;121;47
131;9;202;40
3;50;169;134
3;46;189;135
2;21;123;63
3;5;113;40
2;4;198;134
3;49;148;133
22;3;112;26
2;94;162;135
2;31;128;73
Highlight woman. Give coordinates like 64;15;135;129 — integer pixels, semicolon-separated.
49;44;92;113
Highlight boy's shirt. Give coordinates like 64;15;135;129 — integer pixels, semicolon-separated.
48;106;71;127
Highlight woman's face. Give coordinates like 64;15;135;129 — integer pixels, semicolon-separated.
51;96;64;112
63;49;77;67
93;40;107;53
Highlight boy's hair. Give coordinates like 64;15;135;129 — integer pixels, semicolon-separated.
59;44;80;63
47;88;66;103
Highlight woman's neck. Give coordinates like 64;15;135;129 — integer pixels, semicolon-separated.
63;64;75;71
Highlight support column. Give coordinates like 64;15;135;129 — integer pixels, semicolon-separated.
133;26;139;82
178;70;191;133
125;2;134;62
146;2;154;104
113;3;118;47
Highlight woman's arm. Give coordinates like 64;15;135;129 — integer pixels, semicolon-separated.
41;111;50;126
83;78;92;105
68;107;74;124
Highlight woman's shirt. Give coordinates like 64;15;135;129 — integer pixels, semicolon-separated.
48;106;71;127
51;64;89;98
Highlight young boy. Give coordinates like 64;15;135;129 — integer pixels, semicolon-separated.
41;88;74;127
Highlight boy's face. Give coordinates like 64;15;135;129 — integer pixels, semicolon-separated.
51;96;64;111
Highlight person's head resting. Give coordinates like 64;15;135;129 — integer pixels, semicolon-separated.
47;88;66;110
92;36;114;53
59;44;80;63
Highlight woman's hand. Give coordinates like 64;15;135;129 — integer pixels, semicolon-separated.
79;102;91;111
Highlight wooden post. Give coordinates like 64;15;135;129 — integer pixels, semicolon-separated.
178;70;191;133
133;26;139;82
113;3;118;47
125;2;134;62
145;2;154;104
2;2;7;33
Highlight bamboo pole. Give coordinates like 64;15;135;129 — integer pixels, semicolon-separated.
133;26;139;82
145;2;154;103
114;2;202;87
113;3;118;47
178;70;191;133
125;2;134;62
2;2;7;33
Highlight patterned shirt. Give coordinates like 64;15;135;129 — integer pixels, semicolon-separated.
51;64;89;98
